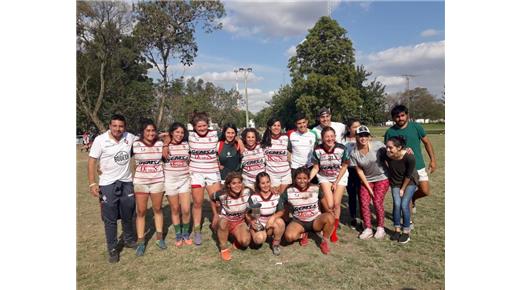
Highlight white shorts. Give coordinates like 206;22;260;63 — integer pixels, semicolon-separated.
269;172;292;187
165;177;191;196
190;172;221;188
134;182;165;194
317;171;348;186
417;168;429;182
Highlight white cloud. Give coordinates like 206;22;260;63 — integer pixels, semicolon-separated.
421;29;441;37
285;45;297;57
358;40;445;97
236;87;275;113
194;71;263;83
222;1;340;38
359;1;372;11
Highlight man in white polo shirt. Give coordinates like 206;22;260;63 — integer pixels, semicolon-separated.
312;107;345;144
88;114;137;263
288;112;318;176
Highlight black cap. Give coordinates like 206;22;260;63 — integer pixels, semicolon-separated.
318;107;331;117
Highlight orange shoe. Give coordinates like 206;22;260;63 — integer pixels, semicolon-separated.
220;248;232;261
182;233;193;245
320;240;330;255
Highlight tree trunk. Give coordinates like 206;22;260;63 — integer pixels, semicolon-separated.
77;61;107;132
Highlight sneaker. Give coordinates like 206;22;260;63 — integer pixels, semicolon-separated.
410;222;415;231
155;239;167;250
398;233;410;244
272;245;281;256
374;227;385;240
124;240;138;249
108;249;119;263
358;228;374;240
412;201;417;214
194;232;202;246
220;248;232;261
135;243;145;256
182;232;193;246
349;219;358;230
175;233;183;247
299;232;309;246
390;231;401;241
319;240;330;255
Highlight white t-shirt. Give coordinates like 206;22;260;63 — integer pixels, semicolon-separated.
288;130;318;169
312;121;345;144
89;131;136;186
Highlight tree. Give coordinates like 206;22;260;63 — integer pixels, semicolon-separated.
355;66;387;124
385;87;445;120
133;0;225;129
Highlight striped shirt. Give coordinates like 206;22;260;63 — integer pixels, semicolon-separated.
277;185;323;222
132;140;164;185
264;135;291;177
188;130;219;174
164;141;190;179
241;144;266;185
248;192;281;227
311;143;349;182
212;188;252;222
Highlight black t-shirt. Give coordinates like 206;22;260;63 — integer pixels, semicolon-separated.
218;142;241;180
383;152;419;187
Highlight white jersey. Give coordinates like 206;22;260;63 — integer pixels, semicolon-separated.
241;144;266;185
264;135;291;177
132;140;164;185
312;143;349;182
164;141;190;180
89;131;135;186
212;188;252;222
188;130;219;174
312;121;345;144
288;130;318;169
248;192;281;227
278;185;323;222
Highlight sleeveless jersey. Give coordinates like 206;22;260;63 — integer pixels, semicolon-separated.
311;143;349;182
188;130;219;174
212;187;252;222
164;141;190;180
241;144;266;185
132;140;164;185
248;192;281;226
277;185;323;222
264;135;291;177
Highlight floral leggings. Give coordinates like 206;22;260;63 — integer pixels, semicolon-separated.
359;179;390;229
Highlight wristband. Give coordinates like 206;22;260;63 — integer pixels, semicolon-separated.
89;183;97;188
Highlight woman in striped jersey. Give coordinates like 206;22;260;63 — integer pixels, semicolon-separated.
132;119;166;256
277;167;334;255
309;126;350;243
188;112;221;246
247;172;285;256
211;172;252;261
240;128;265;189
162;122;192;247
261;117;292;194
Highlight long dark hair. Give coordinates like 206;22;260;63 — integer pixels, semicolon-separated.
343;118;361;140
168;122;188;142
387;136;407;149
261;117;282;148
138;118;158;144
241;128;261;149
219;123;238;143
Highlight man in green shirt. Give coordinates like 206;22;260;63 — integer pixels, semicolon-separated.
384;105;437;211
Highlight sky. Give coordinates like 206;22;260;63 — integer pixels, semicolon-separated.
149;0;445;113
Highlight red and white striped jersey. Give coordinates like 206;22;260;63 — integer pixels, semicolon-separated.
277;185;323;222
241;144;266;185
264;135;291;177
164;141;190;179
248;192;281;226
132;140;164;185
188;130;219;174
212;187;252;222
311;143;349;182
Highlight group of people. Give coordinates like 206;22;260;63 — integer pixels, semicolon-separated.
86;105;436;263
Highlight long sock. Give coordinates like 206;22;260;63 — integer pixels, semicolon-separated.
193;224;201;233
331;219;339;242
156;232;163;240
174;224;181;235
181;223;190;234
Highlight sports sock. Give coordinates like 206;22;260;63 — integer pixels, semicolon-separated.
174;224;181;235
193;224;201;233
181;223;190;234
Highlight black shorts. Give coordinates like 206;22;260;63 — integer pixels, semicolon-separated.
293;218;315;232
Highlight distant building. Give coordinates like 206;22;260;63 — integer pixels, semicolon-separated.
415;119;430;124
385;120;395;126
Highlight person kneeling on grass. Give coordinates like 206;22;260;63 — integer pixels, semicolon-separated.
278;167;335;255
211;172;252;261
247;172;285;256
383;136;420;244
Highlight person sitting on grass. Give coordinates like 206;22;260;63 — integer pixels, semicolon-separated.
278;167;335;255
212;172;252;261
247;172;285;256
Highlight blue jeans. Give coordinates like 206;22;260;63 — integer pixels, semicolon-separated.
391;185;417;231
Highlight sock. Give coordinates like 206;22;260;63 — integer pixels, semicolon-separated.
174;224;181;235
272;239;281;246
193;224;201;233
156;232;163;240
181;223;190;234
137;237;144;244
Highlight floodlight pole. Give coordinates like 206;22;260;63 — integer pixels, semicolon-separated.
239;67;252;127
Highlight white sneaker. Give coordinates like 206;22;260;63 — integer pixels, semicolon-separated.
358;228;374;240
412;202;417;214
374;227;385;240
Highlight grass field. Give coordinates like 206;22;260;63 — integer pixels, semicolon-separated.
77;132;444;289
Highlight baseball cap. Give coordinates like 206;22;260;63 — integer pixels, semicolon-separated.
318;107;331;116
356;125;371;135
